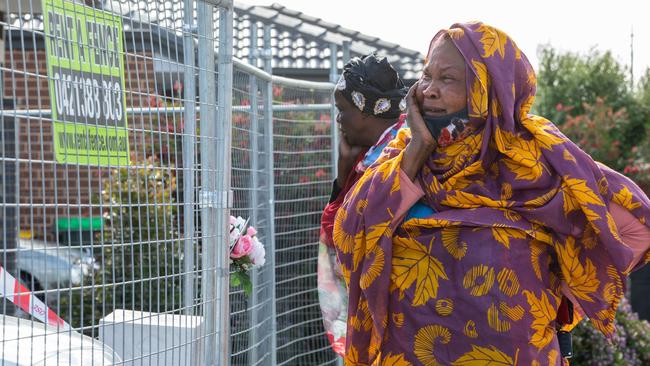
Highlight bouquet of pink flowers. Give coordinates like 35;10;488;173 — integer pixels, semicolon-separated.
229;215;266;295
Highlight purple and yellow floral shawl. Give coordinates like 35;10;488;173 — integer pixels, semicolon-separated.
333;22;650;365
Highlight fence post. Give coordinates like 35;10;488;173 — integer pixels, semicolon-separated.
182;0;197;319
262;23;278;366
248;21;261;365
217;3;234;366
197;1;218;365
329;43;339;178
342;40;351;64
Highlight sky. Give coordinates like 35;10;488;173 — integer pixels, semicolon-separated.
238;0;649;83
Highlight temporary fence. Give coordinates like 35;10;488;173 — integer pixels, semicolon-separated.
0;0;339;365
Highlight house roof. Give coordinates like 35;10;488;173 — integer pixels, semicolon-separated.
234;3;423;80
4;1;424;80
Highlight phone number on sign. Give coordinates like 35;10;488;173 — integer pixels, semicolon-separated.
52;69;125;127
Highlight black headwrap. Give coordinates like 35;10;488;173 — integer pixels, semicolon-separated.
336;53;408;119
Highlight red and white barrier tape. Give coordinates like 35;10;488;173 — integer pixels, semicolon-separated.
0;265;71;330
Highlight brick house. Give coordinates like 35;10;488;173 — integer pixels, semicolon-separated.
2;15;183;241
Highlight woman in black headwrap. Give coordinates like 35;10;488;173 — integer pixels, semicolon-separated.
318;53;408;356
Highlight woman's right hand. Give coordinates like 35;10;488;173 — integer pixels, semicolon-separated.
336;132;364;189
403;82;437;181
405;81;436;148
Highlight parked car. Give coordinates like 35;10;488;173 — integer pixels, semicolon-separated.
16;238;100;294
0;314;122;365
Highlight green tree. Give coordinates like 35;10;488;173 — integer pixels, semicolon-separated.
535;46;632;122
535;45;648;156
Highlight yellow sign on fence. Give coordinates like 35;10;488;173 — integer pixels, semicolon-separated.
43;0;129;166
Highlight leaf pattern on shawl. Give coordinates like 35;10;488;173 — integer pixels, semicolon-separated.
349;298;372;332
612;185;642;211
392;236;449;306
606;211;623;243
555;236;600;302
519;95;534;120
563;149;577;163
491;227;526;249
521;115;564;150
497;129;544;181
365;220;392;254
547;349;559;366
563;177;606;207
524;186;559;207
442;191;512;209
452;345;516;366
470;59;489;118
500;183;513;200
382;353;413;366
345;345;362;365
523;290;558;351
477;23;509;59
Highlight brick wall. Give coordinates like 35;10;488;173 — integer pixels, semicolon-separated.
3;46;166;241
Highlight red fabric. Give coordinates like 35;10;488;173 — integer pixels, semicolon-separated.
320;150;368;247
557;296;572;325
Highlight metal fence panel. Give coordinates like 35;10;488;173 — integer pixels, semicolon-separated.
271;83;337;366
0;0;221;364
1;1;339;365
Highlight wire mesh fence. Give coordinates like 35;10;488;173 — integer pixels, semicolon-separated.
271;84;336;366
1;0;338;365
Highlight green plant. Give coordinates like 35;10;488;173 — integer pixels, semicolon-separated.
535;46;648;150
58;156;184;334
572;297;650;366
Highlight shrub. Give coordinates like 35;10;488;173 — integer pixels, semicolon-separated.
572;297;650;366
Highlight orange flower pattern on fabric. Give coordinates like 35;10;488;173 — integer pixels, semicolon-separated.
333;21;650;365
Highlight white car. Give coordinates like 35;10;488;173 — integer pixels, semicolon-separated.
0;315;122;365
16;238;100;294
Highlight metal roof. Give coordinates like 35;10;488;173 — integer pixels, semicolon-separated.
234;3;423;80
4;1;423;80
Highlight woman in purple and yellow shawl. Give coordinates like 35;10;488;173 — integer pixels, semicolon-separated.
333;22;650;365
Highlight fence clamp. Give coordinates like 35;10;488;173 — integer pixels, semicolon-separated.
199;190;233;209
182;23;198;34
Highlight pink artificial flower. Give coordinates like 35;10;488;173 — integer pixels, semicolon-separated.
231;235;254;258
229;215;237;225
246;226;257;237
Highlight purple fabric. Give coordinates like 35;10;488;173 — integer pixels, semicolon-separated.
333;22;650;365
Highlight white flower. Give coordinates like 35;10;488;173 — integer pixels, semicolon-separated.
229;227;241;248
234;216;246;229
249;236;266;267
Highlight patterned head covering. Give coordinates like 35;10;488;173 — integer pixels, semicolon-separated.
336;53;408;119
333;21;650;365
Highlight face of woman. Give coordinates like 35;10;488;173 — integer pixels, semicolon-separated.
416;36;467;117
335;91;371;147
